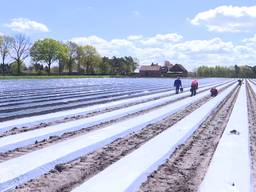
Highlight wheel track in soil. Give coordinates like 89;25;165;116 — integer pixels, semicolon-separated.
12;84;236;192
137;85;239;192
0;84;232;163
246;81;256;191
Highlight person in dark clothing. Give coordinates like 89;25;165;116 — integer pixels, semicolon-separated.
210;87;218;97
190;79;198;96
238;79;242;86
174;76;182;94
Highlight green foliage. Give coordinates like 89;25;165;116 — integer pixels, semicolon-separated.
76;45;102;74
65;41;79;74
9;61;26;75
0;34;138;76
196;65;256;78
30;38;67;74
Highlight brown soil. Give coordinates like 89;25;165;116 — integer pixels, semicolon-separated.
246;80;256;191
0;85;231;163
138;86;239;192
0;83;224;137
13;88;222;192
0;91;172;137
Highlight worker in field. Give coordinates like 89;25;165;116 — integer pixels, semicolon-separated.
238;79;242;86
210;87;218;97
190;79;198;96
174;76;183;94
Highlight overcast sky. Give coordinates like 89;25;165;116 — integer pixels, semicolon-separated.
1;0;256;70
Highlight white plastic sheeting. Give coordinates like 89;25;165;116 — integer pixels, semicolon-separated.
199;83;252;192
0;82;235;191
71;83;236;192
0;82;233;153
0;88;174;133
0;81;228;133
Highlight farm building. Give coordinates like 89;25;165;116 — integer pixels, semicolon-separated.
139;64;162;77
168;64;188;77
139;63;188;77
164;61;174;71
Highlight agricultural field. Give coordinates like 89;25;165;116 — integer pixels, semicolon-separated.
0;77;254;192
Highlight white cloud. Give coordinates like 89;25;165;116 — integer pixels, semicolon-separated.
140;33;183;45
71;36;107;45
5;18;49;33
127;35;143;41
190;5;256;32
70;33;256;70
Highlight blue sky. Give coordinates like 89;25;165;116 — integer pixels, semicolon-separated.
1;0;256;70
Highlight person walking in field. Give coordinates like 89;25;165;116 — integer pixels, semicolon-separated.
190;79;198;96
174;76;182;94
238;79;242;86
210;87;218;97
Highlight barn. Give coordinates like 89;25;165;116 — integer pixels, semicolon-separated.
168;64;188;77
139;64;162;77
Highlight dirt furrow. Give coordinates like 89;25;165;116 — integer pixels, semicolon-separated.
12;85;235;192
0;85;231;163
246;81;256;191
1;83;226;137
138;85;239;192
0;90;181;137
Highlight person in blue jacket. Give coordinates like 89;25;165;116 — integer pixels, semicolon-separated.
174;76;182;94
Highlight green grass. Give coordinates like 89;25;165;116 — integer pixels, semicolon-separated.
0;75;127;80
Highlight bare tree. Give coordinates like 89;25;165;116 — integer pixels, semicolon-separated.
0;35;14;74
10;34;30;75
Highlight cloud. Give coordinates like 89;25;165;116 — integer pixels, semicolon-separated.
190;5;256;32
140;33;183;45
127;35;143;41
70;33;256;70
5;18;49;33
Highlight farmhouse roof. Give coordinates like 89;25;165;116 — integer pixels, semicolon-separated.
140;65;161;71
169;64;187;72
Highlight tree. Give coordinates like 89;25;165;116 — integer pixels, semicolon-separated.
10;34;30;75
196;65;236;78
32;62;45;74
30;38;67;74
77;45;102;74
9;61;26;75
99;56;112;74
0;35;14;74
234;65;240;78
239;65;255;78
66;41;78;74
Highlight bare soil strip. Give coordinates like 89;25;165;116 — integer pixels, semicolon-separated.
0;84;233;163
13;85;235;192
246;81;256;191
138;86;239;192
1;82;227;137
0;90;178;138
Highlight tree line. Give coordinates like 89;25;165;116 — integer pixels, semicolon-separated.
196;65;256;78
0;34;138;75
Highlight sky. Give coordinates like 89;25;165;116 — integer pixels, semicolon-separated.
1;0;256;70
